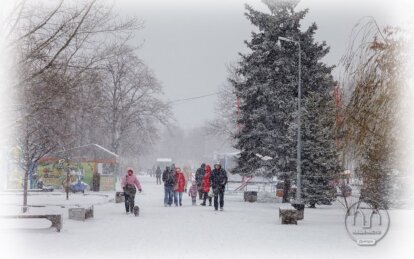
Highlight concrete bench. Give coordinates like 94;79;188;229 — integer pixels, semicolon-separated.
68;205;94;221
115;192;125;203
291;203;305;220
279;207;298;225
244;191;258;202
0;214;62;232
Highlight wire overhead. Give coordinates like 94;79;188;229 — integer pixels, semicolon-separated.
168;92;220;104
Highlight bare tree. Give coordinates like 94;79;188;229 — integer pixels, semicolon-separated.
340;17;408;208
204;64;240;145
6;0;142;211
99;43;170;171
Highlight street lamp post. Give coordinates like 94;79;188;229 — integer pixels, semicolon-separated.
278;36;302;204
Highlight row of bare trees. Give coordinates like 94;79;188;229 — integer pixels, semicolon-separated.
4;0;170;211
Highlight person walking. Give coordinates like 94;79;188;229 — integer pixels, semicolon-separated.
92;171;100;191
188;180;198;206
162;166;175;206
121;168;142;214
200;164;212;206
173;167;186;206
210;162;228;211
155;166;162;185
195;163;205;199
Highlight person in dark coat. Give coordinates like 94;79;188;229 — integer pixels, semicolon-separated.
210;162;228;211
195;163;206;199
155;166;162;185
162;166;175;206
92;172;101;191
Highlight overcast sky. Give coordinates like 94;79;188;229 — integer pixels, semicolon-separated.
116;0;410;129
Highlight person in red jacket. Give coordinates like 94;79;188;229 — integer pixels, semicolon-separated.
201;164;212;206
173;167;186;206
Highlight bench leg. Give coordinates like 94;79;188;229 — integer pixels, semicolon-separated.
47;215;62;232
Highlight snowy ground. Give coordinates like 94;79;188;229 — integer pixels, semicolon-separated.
0;175;412;259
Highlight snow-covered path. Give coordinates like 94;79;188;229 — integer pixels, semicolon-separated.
0;175;412;259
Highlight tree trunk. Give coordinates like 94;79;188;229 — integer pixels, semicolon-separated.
283;177;291;203
22;170;29;213
66;169;70;200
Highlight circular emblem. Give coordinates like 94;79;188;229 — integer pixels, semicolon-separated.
344;200;390;246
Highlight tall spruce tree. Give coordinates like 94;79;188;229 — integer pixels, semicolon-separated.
297;92;341;207
231;0;341;205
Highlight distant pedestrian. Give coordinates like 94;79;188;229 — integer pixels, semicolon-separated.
92;172;100;191
210;162;228;211
155;166;162;185
188;181;198;206
162;166;175;206
173;167;186;206
195;163;206;199
201;164;212;206
121;168;142;214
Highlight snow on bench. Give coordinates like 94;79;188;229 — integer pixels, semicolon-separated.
68;205;94;221
244;191;258;202
278;205;298;225
0;214;62;232
115;192;125;203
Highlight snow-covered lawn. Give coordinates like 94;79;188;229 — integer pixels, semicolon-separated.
0;175;412;259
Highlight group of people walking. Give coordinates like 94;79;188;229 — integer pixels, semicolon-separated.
161;162;228;211
194;162;228;211
120;162;228;214
162;164;187;206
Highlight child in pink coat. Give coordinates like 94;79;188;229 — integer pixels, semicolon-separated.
188;181;198;206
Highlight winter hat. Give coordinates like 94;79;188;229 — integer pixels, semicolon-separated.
205;164;212;173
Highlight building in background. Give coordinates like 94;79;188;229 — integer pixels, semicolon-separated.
37;144;118;191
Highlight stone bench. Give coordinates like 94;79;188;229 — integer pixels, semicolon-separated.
279;206;298;225
291;203;305;220
68;206;94;221
115;192;125;203
244;191;258;202
0;214;62;232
